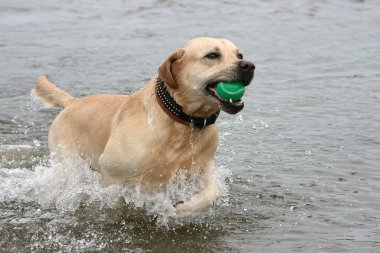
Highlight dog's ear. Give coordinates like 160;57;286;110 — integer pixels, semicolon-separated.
158;49;185;89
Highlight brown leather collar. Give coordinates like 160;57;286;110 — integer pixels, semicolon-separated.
155;76;219;129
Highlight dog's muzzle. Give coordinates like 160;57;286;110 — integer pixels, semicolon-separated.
205;60;255;114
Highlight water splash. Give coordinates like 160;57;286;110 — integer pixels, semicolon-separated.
0;153;231;226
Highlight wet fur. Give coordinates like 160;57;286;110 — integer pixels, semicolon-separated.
33;37;250;217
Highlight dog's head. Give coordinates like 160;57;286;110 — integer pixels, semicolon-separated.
158;37;255;117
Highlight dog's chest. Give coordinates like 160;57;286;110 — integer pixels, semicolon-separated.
100;122;218;186
133;128;216;184
151;130;209;166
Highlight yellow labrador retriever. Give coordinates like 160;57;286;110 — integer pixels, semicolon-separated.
33;37;255;217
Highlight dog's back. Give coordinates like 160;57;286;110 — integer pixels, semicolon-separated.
33;76;130;169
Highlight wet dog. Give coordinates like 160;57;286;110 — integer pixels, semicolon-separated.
33;37;255;217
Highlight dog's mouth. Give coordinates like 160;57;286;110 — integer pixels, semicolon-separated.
205;81;245;114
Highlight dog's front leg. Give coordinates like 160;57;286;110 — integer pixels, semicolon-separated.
175;162;219;218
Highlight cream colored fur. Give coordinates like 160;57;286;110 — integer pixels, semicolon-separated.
33;37;250;217
33;76;76;108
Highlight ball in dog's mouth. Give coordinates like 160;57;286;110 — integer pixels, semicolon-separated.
206;81;245;114
216;81;245;102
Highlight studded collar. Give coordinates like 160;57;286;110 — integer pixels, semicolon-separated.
155;76;220;129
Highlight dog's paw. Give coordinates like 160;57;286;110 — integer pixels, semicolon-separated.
174;201;202;218
173;200;184;207
175;201;192;218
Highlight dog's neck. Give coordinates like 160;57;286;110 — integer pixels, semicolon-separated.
155;76;219;129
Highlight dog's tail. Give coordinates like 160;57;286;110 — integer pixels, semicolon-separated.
32;76;76;108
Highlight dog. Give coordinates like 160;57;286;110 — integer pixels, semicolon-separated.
33;37;255;217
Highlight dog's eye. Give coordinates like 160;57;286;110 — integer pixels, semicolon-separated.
205;52;221;60
237;53;243;59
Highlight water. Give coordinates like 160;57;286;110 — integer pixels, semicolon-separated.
1;0;380;252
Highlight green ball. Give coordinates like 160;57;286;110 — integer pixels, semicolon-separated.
216;82;245;102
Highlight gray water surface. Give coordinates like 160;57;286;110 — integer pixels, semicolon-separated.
1;0;380;252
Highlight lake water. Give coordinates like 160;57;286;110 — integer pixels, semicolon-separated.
1;0;379;252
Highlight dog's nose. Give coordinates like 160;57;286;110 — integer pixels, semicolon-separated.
238;60;255;86
239;60;255;73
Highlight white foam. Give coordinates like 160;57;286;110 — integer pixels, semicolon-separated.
0;156;231;225
1;144;35;150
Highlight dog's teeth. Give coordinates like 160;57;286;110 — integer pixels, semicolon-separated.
229;99;233;103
